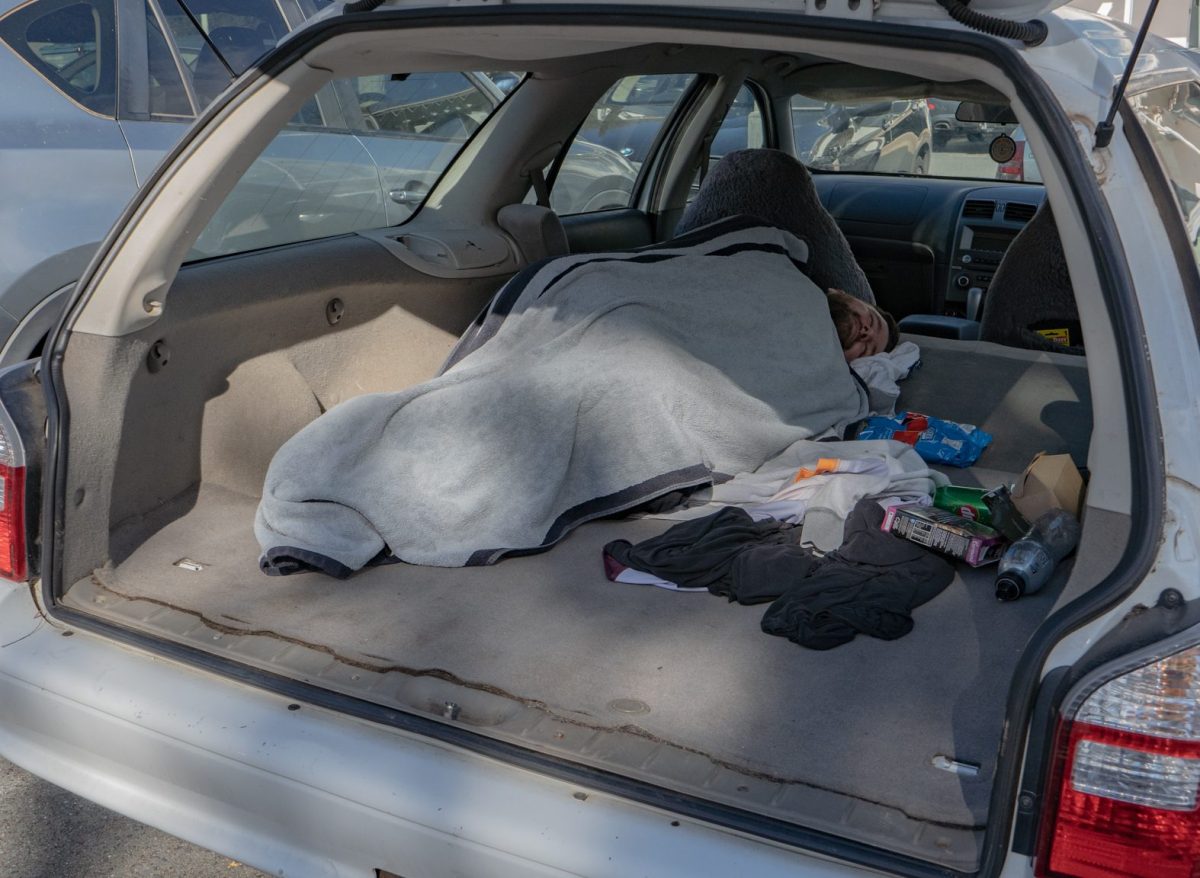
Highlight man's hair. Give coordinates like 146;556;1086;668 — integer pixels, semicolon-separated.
826;289;898;354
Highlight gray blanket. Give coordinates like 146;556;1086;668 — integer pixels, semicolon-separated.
256;220;869;574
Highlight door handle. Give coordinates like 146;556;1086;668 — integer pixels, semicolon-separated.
389;184;428;205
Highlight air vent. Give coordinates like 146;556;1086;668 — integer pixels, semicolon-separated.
963;199;995;219
1005;202;1037;223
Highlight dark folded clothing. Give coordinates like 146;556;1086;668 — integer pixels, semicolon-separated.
605;500;954;650
603;507;798;596
760;500;954;649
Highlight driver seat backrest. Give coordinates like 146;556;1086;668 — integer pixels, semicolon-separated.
674;148;875;304
978;202;1083;355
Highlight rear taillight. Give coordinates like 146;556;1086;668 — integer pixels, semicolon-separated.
1037;644;1200;878
997;140;1026;182
0;418;26;582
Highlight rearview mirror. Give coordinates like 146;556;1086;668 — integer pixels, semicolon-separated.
955;101;1018;125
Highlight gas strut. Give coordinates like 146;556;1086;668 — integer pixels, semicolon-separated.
1094;0;1161;149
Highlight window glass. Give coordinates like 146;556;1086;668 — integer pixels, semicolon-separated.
160;0;325;123
688;83;766;200
159;0;287;109
0;0;117;116
713;85;766;163
350;72;495;137
788;95;1037;182
551;73;698;215
190;72;505;260
1130;80;1200;265
145;1;192;117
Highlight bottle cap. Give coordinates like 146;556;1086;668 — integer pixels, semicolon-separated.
996;572;1025;602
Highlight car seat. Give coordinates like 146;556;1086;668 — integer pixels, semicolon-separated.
674;148;876;303
191;27;267;108
978;202;1083;355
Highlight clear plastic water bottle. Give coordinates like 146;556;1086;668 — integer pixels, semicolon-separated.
995;509;1081;601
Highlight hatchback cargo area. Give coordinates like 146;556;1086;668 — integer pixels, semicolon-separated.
52;231;1120;870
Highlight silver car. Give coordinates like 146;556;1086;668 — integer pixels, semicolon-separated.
0;0;631;361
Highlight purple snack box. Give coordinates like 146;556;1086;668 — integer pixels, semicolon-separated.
881;503;1006;567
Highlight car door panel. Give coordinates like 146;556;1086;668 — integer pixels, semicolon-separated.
561;209;654;253
0;53;137;327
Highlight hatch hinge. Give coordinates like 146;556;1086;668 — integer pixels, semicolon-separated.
1095;0;1161;149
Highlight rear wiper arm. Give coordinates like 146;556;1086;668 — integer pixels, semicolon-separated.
1094;0;1161;149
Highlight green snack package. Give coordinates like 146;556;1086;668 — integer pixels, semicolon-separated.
933;486;992;526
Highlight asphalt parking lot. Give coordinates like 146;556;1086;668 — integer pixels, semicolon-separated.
0;758;271;878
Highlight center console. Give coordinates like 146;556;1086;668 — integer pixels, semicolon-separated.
944;187;1045;317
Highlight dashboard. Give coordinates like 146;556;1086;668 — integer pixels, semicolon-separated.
810;173;1046;319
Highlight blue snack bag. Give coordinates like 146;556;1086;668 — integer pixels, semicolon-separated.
856;411;993;467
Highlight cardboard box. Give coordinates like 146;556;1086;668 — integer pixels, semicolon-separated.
882;504;1006;567
1011;453;1084;521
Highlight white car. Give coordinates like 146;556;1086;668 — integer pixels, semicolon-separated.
1;1;1199;877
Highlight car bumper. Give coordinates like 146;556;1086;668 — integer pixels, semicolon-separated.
0;581;870;878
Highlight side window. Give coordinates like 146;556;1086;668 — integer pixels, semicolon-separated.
350;72;496;138
551;73;698;215
157;0;288;110
711;84;766;164
0;0;118;117
145;1;192;118
688;83;767;200
190;72;508;260
1130;80;1200;265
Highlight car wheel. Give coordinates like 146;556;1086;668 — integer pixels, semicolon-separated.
582;192;631;212
579;176;634;212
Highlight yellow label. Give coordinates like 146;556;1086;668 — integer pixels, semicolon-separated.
1036;327;1071;346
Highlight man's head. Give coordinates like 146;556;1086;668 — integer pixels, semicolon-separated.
826;289;898;362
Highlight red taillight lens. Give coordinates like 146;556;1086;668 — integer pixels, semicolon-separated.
997;141;1026;182
1037;645;1200;878
0;461;26;581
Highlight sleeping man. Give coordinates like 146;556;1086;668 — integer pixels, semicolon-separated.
826;289;899;362
257;218;878;576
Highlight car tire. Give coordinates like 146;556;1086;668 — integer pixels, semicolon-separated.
579;176;635;212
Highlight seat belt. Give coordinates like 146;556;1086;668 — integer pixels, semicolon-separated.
528;167;551;208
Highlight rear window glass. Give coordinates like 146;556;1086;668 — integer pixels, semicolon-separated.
0;0;118;117
789;95;1038;182
189;71;509;261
